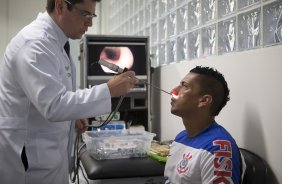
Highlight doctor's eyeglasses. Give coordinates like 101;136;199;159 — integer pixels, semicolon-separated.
64;0;97;20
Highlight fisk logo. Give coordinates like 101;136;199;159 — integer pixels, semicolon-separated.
213;140;232;184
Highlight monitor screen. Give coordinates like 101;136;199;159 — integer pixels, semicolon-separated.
87;38;148;78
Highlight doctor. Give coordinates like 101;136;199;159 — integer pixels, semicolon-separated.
0;0;138;184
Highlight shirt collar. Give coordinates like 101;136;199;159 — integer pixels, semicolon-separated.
37;11;69;49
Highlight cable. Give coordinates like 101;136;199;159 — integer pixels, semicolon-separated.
70;61;129;182
98;59;171;95
79;164;89;184
70;136;79;184
86;94;125;128
139;79;171;95
70;94;125;183
76;136;80;184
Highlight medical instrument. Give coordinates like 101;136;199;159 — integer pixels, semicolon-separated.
98;59;125;74
98;59;171;95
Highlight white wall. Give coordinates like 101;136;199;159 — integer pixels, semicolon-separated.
155;45;282;183
0;0;45;60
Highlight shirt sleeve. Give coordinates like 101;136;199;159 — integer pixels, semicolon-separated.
12;39;111;121
200;140;239;184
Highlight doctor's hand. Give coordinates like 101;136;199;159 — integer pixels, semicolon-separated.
75;119;89;135
107;71;139;97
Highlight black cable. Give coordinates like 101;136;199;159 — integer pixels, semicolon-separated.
70;135;82;184
72;141;88;184
70;136;78;183
79;164;89;184
70;94;125;183
87;95;125;129
76;136;80;184
87;69;127;129
71;69;127;183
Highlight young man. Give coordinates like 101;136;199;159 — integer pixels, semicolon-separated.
0;0;138;183
165;66;245;184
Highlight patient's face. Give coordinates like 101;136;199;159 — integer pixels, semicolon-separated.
170;73;202;117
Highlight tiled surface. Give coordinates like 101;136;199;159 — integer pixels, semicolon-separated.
106;0;282;67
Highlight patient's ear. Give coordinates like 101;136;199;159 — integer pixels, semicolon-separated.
198;95;212;108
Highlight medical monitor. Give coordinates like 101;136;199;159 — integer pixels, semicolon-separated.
83;35;149;87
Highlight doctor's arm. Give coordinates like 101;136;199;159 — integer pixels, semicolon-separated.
13;41;112;121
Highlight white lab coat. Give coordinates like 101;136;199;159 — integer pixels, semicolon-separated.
0;12;111;184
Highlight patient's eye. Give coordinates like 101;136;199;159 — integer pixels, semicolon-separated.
181;81;189;88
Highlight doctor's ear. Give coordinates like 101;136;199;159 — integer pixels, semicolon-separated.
198;95;212;108
54;0;64;14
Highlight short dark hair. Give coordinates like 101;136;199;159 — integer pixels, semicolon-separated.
46;0;101;13
190;66;230;116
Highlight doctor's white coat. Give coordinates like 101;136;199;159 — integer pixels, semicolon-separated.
0;12;111;184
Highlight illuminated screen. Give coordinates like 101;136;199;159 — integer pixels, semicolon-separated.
87;43;147;76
